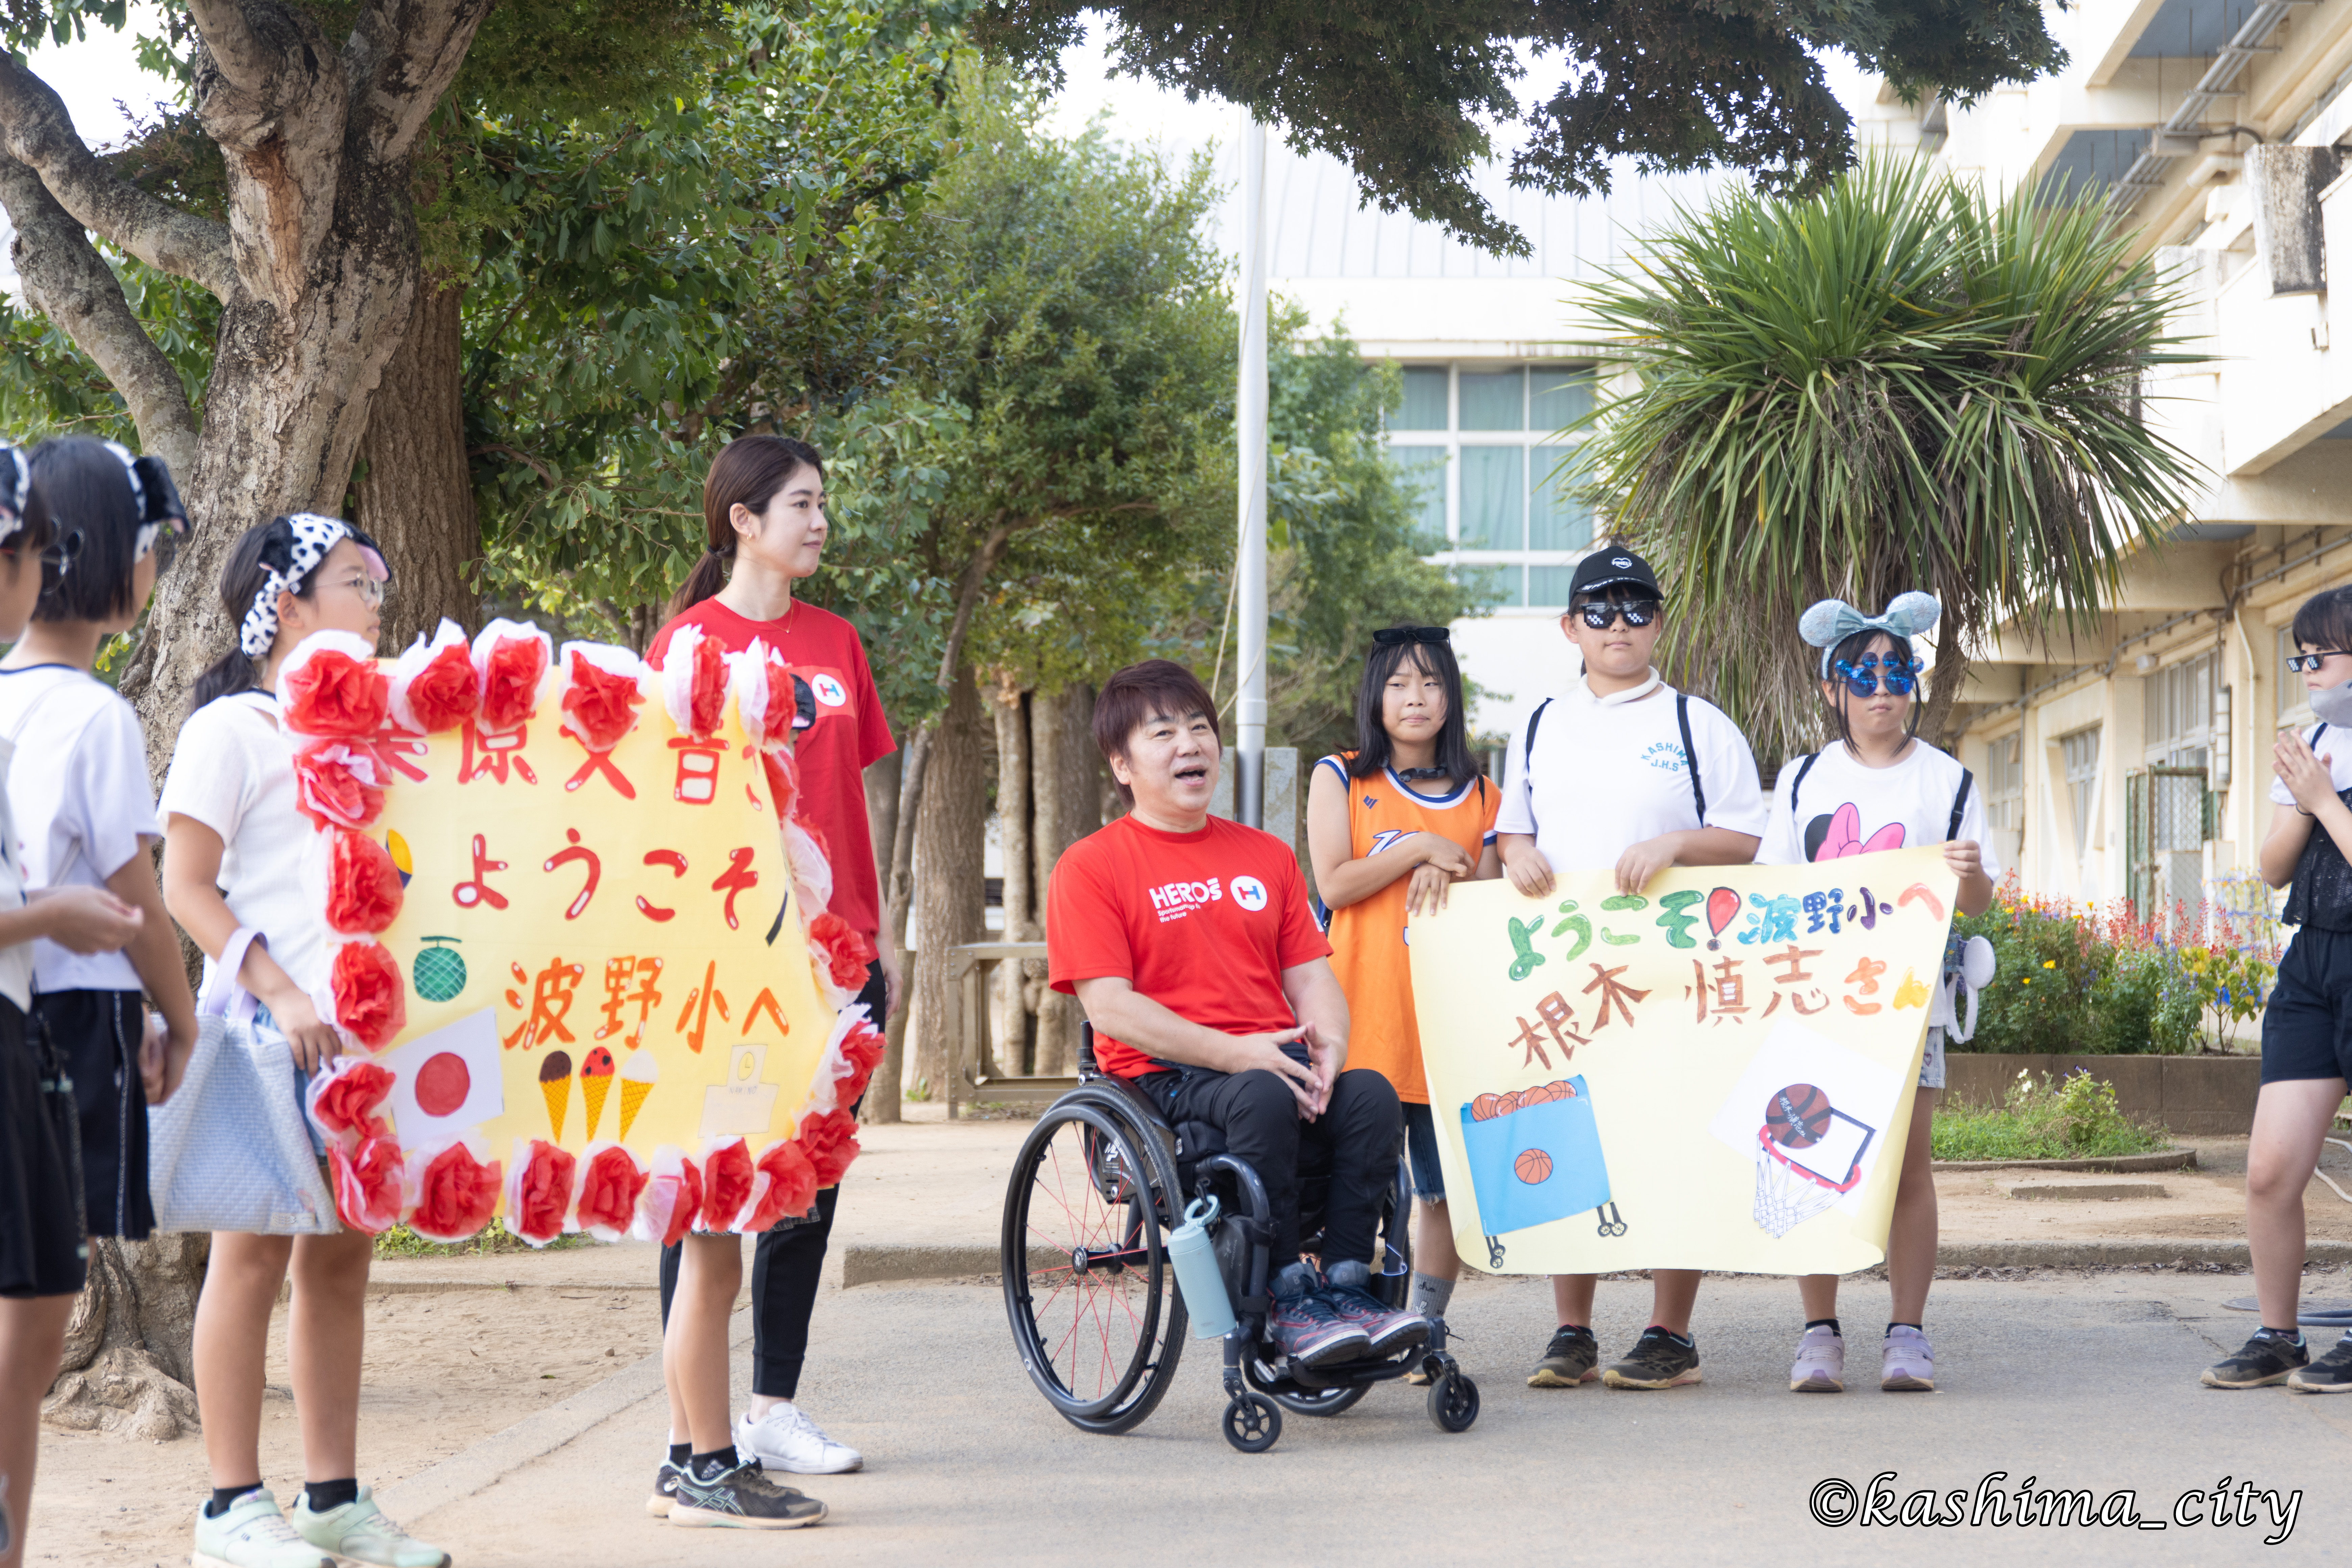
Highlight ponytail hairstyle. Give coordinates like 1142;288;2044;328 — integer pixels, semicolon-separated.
27;436;173;622
668;434;826;620
1348;628;1480;788
189;513;389;717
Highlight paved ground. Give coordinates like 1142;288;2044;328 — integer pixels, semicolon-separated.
391;1269;2344;1567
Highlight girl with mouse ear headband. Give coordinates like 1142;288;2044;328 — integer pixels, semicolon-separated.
1798;591;1941;747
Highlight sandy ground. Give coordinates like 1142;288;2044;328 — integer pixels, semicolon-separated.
25;1119;2352;1566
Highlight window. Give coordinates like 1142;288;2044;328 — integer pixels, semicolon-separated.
2144;652;2215;770
2061;727;2101;859
1383;360;1598;610
1985;732;2023;830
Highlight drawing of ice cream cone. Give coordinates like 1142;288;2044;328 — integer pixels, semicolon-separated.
539;1050;573;1141
580;1046;616;1140
618;1049;658;1141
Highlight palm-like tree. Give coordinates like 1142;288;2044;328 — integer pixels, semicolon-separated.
1569;156;2207;768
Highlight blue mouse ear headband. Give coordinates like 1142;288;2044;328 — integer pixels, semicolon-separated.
1798;591;1941;678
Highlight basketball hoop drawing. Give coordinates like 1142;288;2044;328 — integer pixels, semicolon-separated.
1751;1082;1877;1239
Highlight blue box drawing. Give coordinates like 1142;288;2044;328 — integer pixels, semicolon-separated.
1460;1075;1614;1236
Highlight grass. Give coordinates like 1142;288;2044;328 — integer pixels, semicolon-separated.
1931;1069;2173;1162
371;1224;592;1259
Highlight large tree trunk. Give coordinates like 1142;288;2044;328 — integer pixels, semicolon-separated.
989;677;1034;1076
911;665;985;1099
42;1234;206;1439
1031;683;1097;1075
860;749;902;1124
354;277;480;650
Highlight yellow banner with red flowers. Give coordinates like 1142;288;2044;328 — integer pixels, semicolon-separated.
275;619;878;1246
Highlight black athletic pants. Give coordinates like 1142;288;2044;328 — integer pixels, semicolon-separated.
1148;1065;1401;1266
658;960;885;1401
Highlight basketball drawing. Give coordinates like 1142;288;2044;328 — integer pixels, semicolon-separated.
1515;1148;1553;1184
1765;1083;1832;1149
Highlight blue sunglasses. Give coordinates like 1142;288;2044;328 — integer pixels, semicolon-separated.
1832;654;1921;698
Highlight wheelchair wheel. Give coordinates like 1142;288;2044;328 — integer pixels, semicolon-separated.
1223;1392;1282;1453
1003;1094;1188;1435
1428;1371;1480;1433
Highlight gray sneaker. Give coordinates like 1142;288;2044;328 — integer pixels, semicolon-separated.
2289;1335;2352;1393
1789;1325;1844;1392
1528;1324;1600;1388
2204;1329;2308;1389
668;1459;826;1530
1602;1326;1702;1390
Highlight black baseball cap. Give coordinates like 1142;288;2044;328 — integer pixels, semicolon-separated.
1567;547;1663;604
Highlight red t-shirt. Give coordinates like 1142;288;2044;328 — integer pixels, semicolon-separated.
1046;814;1331;1079
648;598;895;940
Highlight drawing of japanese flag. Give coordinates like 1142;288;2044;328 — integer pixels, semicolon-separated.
377;1008;505;1151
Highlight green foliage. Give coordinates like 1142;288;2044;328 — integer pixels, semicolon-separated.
1573;157;2207;769
970;0;2065;256
1931;1069;2170;1161
372;1224;590;1257
1949;884;2226;1057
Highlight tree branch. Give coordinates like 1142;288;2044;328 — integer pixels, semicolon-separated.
0;57;234;298
183;0;349;308
0;156;200;476
342;0;495;165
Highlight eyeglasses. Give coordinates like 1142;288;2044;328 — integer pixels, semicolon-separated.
1833;653;1921;697
330;572;386;608
1372;626;1450;646
2287;652;2349;672
1574;600;1660;630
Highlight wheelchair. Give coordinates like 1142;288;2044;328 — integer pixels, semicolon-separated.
1000;1026;1480;1452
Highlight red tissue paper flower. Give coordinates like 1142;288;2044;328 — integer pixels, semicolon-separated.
688;633;728;737
481;634;549;731
511;1140;578;1243
761;746;800;822
747;1139;817;1231
807;913;876;992
655;1157;704;1247
797;1109;859;1188
326;830;403;935
792;817;833;871
405;642;479;732
330;1133;406;1233
562;650;643;751
834;1023;885;1101
330;940;407;1051
282;646;389;739
293;741;387;832
311;1059;395;1138
575;1146;647;1236
410;1143;503;1242
700;1138;753;1231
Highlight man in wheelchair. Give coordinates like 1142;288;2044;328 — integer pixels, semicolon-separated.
1046;660;1431;1368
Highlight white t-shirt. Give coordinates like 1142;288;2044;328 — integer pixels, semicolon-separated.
157;692;324;998
0;665;159;992
0;737;35;1011
1495;679;1768;869
1756;739;2003;879
2270;722;2352;805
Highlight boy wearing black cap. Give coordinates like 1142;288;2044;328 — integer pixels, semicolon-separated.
1495;546;1767;1392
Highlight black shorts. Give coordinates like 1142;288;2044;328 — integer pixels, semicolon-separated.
0;996;89;1298
1402;1101;1446;1204
2262;927;2352;1085
34;989;153;1239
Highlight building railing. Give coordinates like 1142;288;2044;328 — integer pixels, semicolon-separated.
943;941;1075;1120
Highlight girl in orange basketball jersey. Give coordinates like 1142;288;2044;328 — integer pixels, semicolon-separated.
1306;626;1499;1366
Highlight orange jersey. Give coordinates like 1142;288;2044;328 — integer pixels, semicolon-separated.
1316;755;1499;1104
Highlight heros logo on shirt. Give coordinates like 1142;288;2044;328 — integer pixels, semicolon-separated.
810;673;848;708
1144;873;1271;922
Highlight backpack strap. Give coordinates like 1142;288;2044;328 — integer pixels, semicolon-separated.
1676;693;1707;823
1948;769;1975;841
1787;750;1822;817
1522;697;1554;785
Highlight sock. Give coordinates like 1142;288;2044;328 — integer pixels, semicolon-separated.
2257;1325;2305;1345
1555;1322;1591;1335
1272;1260;1317;1301
1805;1318;1841;1336
205;1485;263;1519
1887;1322;1923;1336
667;1442;690;1468
1408;1273;1455;1322
301;1479;359;1514
690;1447;738;1482
1645;1325;1693;1348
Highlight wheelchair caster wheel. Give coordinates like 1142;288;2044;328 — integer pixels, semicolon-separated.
1428;1371;1480;1432
1223;1392;1282;1453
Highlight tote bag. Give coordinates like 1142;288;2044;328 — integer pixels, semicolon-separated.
147;928;335;1235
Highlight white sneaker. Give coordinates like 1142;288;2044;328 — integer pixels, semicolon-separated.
1789;1325;1844;1392
735;1404;863;1474
290;1485;448;1567
191;1489;333;1568
1882;1325;1935;1391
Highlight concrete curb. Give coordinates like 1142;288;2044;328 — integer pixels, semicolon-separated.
376;1309;751;1526
1931;1148;2199;1174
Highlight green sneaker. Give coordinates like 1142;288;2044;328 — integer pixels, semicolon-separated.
191;1489;333;1568
2289;1335;2352;1393
2202;1329;2309;1389
290;1485;449;1568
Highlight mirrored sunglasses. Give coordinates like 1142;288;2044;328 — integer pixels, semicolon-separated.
1372;626;1451;646
1575;600;1660;630
1833;653;1921;697
2287;652;2349;672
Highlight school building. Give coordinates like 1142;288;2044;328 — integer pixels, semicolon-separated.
1842;0;2352;916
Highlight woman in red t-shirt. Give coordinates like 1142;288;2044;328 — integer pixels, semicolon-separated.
646;435;893;1523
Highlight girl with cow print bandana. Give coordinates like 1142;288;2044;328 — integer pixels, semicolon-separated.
1755;591;1996;1398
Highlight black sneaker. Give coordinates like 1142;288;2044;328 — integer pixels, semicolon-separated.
1270;1288;1373;1367
2289;1335;2352;1393
1602;1326;1702;1389
2203;1329;2309;1389
668;1459;827;1530
645;1461;684;1518
1528;1324;1599;1388
1320;1264;1431;1356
